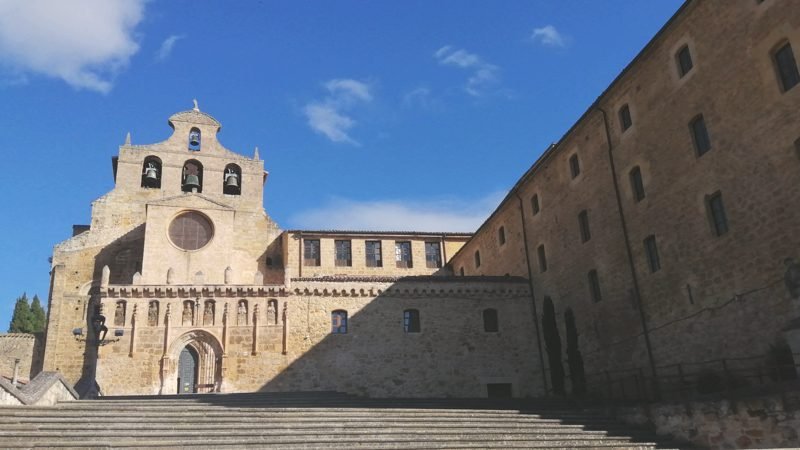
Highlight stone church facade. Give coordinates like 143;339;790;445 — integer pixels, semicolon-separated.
41;0;800;399
42;107;540;397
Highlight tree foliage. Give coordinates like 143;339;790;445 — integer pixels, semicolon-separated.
542;296;565;395
8;293;45;333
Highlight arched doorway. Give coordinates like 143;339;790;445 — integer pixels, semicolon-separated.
177;346;199;394
162;329;224;395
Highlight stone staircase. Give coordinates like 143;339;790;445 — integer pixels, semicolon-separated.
0;392;684;449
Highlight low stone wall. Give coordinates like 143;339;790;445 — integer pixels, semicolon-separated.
0;333;43;381
612;387;800;449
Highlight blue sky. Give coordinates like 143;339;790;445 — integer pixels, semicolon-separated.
0;0;684;329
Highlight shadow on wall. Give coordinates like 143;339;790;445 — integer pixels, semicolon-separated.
248;278;539;399
74;225;146;398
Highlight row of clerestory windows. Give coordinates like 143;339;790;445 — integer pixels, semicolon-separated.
330;308;501;334
140;157;242;195
304;239;442;269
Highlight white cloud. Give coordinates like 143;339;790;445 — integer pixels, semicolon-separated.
0;0;146;93
303;78;372;145
434;46;499;97
289;192;506;233
531;25;566;47
156;35;184;61
303;103;357;144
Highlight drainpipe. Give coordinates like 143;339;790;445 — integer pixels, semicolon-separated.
440;234;448;269
298;232;303;279
516;193;549;394
597;107;660;399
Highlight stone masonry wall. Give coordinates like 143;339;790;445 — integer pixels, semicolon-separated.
448;0;800;392
94;279;541;398
0;333;42;381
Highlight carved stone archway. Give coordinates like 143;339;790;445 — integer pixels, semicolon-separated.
160;329;223;395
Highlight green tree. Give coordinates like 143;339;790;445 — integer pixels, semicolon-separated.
8;293;33;333
29;295;46;333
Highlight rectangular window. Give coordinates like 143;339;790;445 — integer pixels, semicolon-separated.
425;242;442;269
303;239;320;266
395;241;413;268
775;42;800;92
459;267;465;276
690;115;711;156
707;192;729;236
569;154;581;178
404;309;421;333
630;166;646;202
331;310;348;334
578;210;591;243
483;309;499;332
531;194;540;215
677;45;693;77
537;245;547;273
619;104;632;131
498;226;506;245
334;240;352;267
474;250;481;268
644;235;661;273
365;240;382;267
588;270;602;303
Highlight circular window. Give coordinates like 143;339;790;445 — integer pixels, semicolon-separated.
168;211;213;251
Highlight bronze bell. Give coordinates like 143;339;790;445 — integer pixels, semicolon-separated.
224;174;240;194
183;174;200;191
144;167;158;182
225;173;239;188
189;130;200;147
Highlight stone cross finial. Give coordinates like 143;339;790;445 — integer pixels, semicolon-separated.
193;99;199;111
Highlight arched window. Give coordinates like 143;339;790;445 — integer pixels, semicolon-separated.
182;159;203;193
267;299;278;325
114;300;126;327
148;300;159;327
223;163;242;195
483;308;499;332
331;310;348;334
188;127;201;151
141;156;162;189
404;309;420;333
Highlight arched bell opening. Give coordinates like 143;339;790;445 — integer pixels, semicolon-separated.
162;329;223;395
223;163;242;195
188;127;201;151
182;159;203;193
141;156;162;189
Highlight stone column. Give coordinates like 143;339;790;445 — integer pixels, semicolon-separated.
282;302;288;355
252;304;259;356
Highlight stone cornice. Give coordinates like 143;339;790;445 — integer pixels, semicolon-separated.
102;285;288;299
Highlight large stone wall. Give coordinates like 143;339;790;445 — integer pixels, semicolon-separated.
448;0;800;391
93;279;541;397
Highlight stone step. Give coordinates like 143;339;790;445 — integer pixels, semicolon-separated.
1;440;666;450
0;432;658;446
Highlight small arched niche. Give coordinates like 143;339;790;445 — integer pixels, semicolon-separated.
141;156;162;189
188;127;201;151
182;159;203;193
223;163;242;195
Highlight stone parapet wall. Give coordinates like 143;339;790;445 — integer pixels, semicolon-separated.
613;387;800;449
